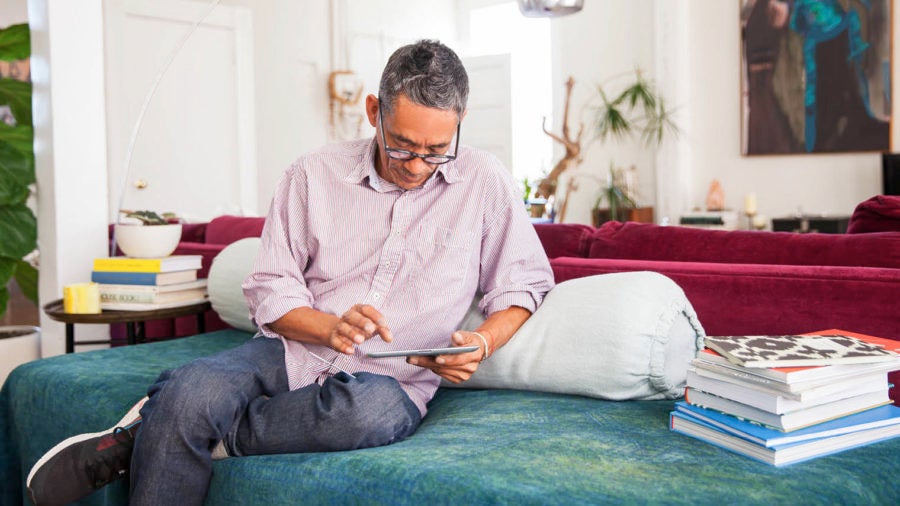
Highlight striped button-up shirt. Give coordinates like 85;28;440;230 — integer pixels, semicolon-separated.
242;138;554;414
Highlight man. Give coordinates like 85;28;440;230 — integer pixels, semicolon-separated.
27;39;554;505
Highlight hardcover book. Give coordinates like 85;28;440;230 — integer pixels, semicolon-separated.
91;270;198;286
693;330;900;391
97;279;207;295
92;255;202;273
669;408;900;467
685;368;888;414
684;388;890;432
673;401;900;448
99;288;208;305
704;334;899;368
100;296;209;311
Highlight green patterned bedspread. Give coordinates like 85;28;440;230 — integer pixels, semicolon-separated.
2;330;897;505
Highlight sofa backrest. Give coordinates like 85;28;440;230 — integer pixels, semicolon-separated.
533;223;594;259
588;221;900;269
847;195;900;234
205;215;266;245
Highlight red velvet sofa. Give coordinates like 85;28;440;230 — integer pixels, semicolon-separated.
111;198;900;401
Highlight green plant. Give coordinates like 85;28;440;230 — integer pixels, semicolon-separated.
119;209;181;225
594;164;637;222
0;23;37;320
589;70;677;221
592;69;677;146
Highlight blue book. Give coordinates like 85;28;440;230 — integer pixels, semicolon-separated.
670;403;900;466
91;269;198;286
674;401;900;447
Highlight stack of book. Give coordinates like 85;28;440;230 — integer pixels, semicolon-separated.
670;330;900;466
91;255;208;310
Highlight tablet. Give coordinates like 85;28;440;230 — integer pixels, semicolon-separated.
366;345;480;358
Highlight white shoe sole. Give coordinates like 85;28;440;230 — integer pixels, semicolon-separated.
26;396;149;488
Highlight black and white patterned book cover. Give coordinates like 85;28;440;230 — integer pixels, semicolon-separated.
704;334;900;368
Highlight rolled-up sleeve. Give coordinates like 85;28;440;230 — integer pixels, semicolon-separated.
242;166;314;336
477;169;555;316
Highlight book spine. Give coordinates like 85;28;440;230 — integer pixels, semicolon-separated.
98;284;159;294
93;258;163;272
100;293;162;303
91;271;159;285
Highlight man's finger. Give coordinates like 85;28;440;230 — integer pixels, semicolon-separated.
358;305;393;342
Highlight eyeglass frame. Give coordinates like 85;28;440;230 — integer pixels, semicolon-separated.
377;98;461;165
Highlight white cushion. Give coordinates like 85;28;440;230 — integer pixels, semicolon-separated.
450;271;706;400
207;237;260;333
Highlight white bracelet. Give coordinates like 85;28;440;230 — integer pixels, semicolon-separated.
471;331;490;362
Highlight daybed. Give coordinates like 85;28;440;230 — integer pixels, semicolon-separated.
2;197;899;505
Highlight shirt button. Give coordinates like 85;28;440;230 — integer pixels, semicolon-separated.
372;292;381;300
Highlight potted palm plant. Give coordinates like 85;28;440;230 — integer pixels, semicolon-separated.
590;70;676;226
0;22;40;382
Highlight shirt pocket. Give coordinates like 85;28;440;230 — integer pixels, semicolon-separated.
414;225;475;310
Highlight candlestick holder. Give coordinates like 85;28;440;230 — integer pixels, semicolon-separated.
744;210;757;230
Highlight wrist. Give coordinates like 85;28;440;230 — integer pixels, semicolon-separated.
471;330;492;362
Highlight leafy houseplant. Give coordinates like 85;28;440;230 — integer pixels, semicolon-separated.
113;210;183;258
0;23;37;321
590;70;677;226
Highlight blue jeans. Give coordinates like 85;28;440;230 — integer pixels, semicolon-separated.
129;337;422;505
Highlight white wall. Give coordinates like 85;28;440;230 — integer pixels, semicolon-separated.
223;0;458;215
552;0;896;227
30;0;111;357
0;0;27;24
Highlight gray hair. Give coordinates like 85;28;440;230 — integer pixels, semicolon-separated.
379;40;469;116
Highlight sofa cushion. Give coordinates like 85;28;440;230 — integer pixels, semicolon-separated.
451;271;705;400
205;215;266;246
532;223;593;259
847;195;900;233
588;221;900;269
207;238;260;332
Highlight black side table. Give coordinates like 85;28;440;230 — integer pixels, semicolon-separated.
43;299;212;353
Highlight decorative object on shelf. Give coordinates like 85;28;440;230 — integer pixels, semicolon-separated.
114;210;183;258
536;77;583;201
706;179;725;211
328;70;365;141
743;192;758;230
740;0;891;154
517;0;584;18
0;22;38;322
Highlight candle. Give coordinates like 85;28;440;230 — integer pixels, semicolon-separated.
63;282;101;314
744;193;757;215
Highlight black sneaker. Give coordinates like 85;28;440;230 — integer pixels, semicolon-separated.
26;397;147;506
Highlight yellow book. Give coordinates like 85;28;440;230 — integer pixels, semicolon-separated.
92;255;202;273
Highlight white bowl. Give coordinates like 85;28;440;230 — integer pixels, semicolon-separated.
114;223;182;258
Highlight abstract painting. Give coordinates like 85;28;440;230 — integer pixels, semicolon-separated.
741;0;892;155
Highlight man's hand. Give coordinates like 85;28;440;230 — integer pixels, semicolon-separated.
329;304;393;354
407;331;487;383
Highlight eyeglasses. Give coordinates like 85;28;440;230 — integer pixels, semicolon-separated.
378;99;460;165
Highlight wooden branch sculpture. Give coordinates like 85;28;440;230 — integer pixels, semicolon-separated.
537;76;584;199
